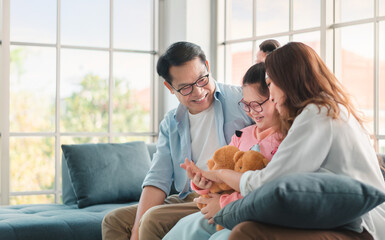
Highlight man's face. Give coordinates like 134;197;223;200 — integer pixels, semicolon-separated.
167;58;216;114
256;50;267;63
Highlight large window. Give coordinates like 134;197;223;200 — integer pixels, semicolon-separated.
217;0;385;153
0;0;158;205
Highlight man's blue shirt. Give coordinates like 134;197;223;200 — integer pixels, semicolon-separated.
142;81;253;198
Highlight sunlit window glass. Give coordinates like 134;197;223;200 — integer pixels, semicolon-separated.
256;0;289;35
112;136;151;144
10;137;55;193
113;52;152;133
61;0;109;47
114;0;152;50
10;0;56;44
61;137;108;146
216;44;225;83
226;42;252;86
292;31;321;56
379;22;385;135
227;0;253;40
380;0;385;16
380;140;385;154
335;24;374;133
336;0;373;23
10;46;56;132
293;0;320;30
60;49;109;132
10;195;55;205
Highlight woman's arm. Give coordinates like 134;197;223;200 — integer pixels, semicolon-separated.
181;159;243;191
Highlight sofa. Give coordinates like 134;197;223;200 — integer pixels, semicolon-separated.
0;140;384;240
0;141;157;240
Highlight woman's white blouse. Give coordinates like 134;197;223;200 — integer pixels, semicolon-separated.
240;104;385;239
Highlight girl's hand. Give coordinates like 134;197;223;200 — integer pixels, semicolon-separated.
194;193;222;224
192;172;213;190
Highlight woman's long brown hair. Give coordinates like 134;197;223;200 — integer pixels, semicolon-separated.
264;42;364;135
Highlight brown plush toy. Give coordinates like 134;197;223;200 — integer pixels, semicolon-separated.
233;150;269;174
196;145;269;231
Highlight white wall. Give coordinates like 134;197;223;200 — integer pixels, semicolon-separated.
158;0;212;119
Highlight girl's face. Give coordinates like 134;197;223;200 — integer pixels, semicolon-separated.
265;76;287;116
242;83;277;131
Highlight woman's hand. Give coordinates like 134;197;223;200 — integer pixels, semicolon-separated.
194;193;222;224
181;159;224;184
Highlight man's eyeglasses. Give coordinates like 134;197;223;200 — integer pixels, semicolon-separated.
171;74;210;96
238;97;269;113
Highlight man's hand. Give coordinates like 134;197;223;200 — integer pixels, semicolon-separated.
194;193;221;224
130;186;166;240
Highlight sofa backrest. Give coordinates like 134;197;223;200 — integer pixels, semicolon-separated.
62;142;157;205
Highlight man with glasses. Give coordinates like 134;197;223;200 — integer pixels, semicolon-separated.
102;41;253;240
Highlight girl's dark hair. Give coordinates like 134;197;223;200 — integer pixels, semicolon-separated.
242;63;286;137
242;62;269;97
157;41;207;84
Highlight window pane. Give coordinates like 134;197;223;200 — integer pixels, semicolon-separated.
335;24;374;133
381;0;385;16
336;0;373;23
10;46;56;132
256;0;289;35
60;49;109;132
227;0;253;40
61;0;109;47
293;0;320;30
293;31;321;56
226;42;252;86
113;53;152;132
10;194;55;205
10;0;56;44
114;0;152;50
10;137;55;192
379;22;385;135
217;44;225;83
380;140;385;154
61;137;108;145
112;136;152;143
0;1;2;39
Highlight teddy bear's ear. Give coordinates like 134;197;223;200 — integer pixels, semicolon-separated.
233;151;245;163
207;159;215;170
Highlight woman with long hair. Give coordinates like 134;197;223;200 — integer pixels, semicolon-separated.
182;42;385;239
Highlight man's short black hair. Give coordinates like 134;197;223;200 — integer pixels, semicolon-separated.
259;39;280;53
157;41;207;84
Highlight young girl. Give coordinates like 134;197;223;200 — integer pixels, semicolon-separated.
182;42;385;240
163;62;283;240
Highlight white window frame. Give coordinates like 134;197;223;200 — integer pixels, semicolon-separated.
0;0;159;205
216;0;385;152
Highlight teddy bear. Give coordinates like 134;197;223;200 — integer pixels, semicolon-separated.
198;145;239;201
195;145;269;231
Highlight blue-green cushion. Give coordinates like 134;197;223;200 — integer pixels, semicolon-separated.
61;142;151;208
214;172;385;229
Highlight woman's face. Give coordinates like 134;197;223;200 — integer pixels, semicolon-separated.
242;83;277;131
265;76;287;116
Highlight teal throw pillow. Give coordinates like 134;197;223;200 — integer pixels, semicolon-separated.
62;141;151;208
214;172;385;229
